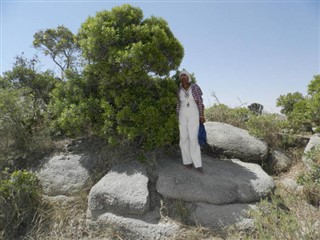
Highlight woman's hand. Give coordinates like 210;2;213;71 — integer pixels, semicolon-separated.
200;116;205;124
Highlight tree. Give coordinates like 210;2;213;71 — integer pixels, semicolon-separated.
33;25;81;78
0;55;58;152
78;4;183;76
49;4;184;148
1;54;57;110
307;75;320;126
276;92;305;116
276;75;320;132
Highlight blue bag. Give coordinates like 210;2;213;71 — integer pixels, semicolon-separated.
198;123;207;146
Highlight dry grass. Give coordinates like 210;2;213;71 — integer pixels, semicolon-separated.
26;190;125;240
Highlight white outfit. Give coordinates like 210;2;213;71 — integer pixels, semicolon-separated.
178;87;202;168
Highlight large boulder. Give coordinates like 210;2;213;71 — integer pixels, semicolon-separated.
87;161;150;219
204;121;268;163
87;161;179;239
156;155;275;205
35;154;92;196
302;133;320;170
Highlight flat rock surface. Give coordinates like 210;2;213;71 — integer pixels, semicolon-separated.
156;154;275;205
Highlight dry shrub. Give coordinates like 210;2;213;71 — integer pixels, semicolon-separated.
297;147;320;207
247;189;320;240
205;104;251;129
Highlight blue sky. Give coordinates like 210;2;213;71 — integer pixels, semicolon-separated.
1;1;319;113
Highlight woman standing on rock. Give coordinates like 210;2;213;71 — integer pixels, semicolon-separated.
176;70;205;174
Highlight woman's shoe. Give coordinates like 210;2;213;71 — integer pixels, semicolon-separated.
195;167;204;174
183;164;193;170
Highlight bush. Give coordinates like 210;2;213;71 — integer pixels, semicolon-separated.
245;114;283;148
0;87;34;152
0;170;44;239
48;74;179;149
205;104;251;129
297;147;320;207
248;193;320;239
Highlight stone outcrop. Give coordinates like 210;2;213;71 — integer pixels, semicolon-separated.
156;155;275;229
302;133;320;170
156;155;275;205
35;128;278;239
35;154;92;196
87;162;150;218
205;121;268;163
86;161;178;239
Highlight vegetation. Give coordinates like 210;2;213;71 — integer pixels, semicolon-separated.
0;170;45;239
46;4;184;149
247;191;320;240
297;147;320;207
0;3;319;239
276;75;320;133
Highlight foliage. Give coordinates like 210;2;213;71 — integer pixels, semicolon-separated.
276;75;320;132
297;147;320;207
0;86;34;152
248;193;320;240
205;104;252;129
245;114;283;148
33;25;82;77
48;4;184;148
0;56;56;156
0;170;44;239
276;91;305;116
1;54;57;108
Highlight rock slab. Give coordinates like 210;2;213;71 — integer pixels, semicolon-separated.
205;121;268;163
156;155;275;205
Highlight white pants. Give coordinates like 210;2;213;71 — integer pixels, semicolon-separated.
179;105;202;168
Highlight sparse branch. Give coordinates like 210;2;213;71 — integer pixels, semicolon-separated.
210;90;220;105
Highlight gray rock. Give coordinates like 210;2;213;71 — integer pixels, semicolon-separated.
156;155;275;205
302;133;320;170
87;211;178;240
88;161;149;218
205;121;268;163
189;202;256;229
269;148;292;173
35;154;90;196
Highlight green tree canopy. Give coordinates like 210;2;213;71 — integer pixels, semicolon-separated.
49;4;184;148
78;4;183;76
33;25;81;77
276;92;305;116
276;75;320;132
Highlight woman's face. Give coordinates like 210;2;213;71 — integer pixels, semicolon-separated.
180;74;189;85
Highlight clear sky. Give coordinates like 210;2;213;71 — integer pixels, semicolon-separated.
1;0;319;113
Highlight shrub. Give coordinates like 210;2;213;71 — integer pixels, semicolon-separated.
248;193;320;239
0;87;35;153
0;170;44;239
205;104;251;129
297;147;320;207
245;114;283;148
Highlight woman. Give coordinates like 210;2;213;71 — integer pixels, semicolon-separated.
176;70;205;174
